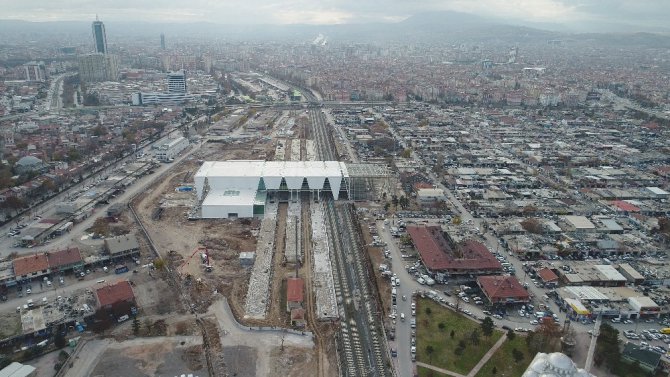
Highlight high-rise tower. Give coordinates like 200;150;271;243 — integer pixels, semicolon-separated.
160;33;166;50
92;17;108;54
167;70;187;93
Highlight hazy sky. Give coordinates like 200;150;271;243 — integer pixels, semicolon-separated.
4;0;668;29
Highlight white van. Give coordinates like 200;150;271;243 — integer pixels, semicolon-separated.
400;313;405;321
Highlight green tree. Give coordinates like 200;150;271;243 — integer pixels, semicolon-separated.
132;317;141;336
2;196;24;215
401;148;412;158
481;316;494;337
426;345;435;361
470;330;480;345
66;147;81;162
384;202;391;212
425;307;432;316
507;328;516;341
438;322;446;331
399;196;409;210
153;258;166;270
450;329;455;339
512;348;524;362
492;366;497;375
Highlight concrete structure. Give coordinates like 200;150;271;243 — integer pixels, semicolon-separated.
23;62;46;82
78;53;119;82
155;136;189;162
628;296;661;318
133;91;192;106
416;188;445;204
239;252;255;266
91;18;108;54
521;352;594;377
104;234;140;259
0;362;37;377
195;160;349;219
167;70;187;93
133;70;192;105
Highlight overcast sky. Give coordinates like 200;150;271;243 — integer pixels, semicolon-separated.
3;0;668;30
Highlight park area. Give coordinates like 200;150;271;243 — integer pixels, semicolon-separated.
416;298;503;376
475;333;531;377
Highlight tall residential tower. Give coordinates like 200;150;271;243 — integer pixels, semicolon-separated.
92;17;108;54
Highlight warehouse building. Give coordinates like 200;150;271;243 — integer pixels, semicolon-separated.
155;136;189;162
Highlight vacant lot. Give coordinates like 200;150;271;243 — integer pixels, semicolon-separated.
416;298;503;375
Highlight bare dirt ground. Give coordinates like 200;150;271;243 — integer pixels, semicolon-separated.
128;128;323;375
89;337;207;377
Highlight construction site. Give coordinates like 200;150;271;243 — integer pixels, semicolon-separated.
127;108;393;377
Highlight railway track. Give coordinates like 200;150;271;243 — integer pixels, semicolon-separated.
324;201;390;377
311;109;336;161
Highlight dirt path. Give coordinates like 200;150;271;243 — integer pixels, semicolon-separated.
267;203;288;325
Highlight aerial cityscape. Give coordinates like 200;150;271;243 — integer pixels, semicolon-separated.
0;1;669;376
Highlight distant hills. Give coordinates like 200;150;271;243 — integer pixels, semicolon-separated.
0;11;668;47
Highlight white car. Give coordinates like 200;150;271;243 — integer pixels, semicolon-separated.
410;346;416;354
530;320;539;325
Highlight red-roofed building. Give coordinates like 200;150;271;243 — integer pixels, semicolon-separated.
95;280;135;310
47;247;83;273
286;278;304;312
611;200;640;213
291;308;306;328
477;275;530;305
13;253;50;280
407;225;502;275
537;267;559;288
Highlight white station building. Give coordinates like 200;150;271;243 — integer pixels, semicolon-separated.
195;160;351;219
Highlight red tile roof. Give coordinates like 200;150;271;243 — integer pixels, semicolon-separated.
407;225;502;272
47;248;82;269
291;308;306;321
478;275;530;301
13;253;49;276
287;278;304;303
611;200;640;213
96;280;135;307
537;267;559;283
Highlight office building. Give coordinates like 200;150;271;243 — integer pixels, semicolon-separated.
160;33;166;50
78;53;119;82
92;18;108;54
133;70;190;105
167;70;187;93
23;61;46;82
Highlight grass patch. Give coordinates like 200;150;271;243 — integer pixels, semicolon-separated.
416;298;503;375
475;333;530;377
417;366;439;377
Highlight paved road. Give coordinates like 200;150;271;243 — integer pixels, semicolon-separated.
208;297;314;377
